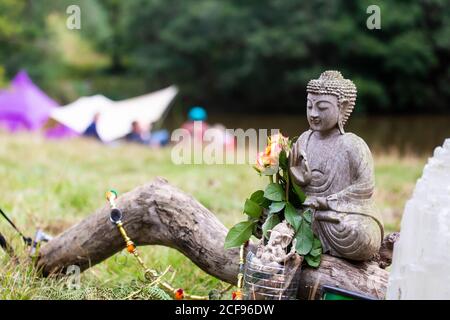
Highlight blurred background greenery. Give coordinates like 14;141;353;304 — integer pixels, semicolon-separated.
1;0;449;114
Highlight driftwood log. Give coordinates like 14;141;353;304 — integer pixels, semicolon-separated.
36;177;396;300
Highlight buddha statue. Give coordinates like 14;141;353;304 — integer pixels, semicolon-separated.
289;70;384;261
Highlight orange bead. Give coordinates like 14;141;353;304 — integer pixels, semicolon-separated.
175;288;184;300
232;291;243;300
127;244;135;253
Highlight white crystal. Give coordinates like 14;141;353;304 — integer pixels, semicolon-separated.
387;139;450;299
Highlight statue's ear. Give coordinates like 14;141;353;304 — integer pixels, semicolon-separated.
281;235;292;247
338;99;348;134
340;99;349;110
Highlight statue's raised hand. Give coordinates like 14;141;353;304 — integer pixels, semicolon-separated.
289;148;312;186
303;196;328;210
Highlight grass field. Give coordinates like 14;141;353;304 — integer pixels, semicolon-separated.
0;132;427;299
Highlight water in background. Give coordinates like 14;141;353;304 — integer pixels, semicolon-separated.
196;114;450;156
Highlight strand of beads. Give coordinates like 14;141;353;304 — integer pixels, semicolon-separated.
106;189;209;300
232;242;247;300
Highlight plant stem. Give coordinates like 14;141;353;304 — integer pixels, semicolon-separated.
269;175;274;184
285;170;289;202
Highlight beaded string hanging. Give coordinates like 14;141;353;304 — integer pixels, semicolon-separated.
106;189;209;300
232;242;247;300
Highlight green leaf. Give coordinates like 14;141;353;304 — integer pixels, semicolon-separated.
264;183;285;202
244;199;262;218
310;247;322;257
250;190;271;208
224;221;256;249
279;150;288;170
312;237;322;250
262;213;281;239
292;181;306;203
284;202;301;231
268;201;285;213
305;254;321;268
295;219;314;255
303;209;312;223
250;190;264;202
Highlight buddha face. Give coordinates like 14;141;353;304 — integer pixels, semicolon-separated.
306;93;340;132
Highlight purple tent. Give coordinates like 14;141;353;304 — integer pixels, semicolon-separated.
0;70;77;138
0;70;57;132
45;122;79;139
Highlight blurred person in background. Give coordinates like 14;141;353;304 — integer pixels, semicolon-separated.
83;112;101;140
148;121;170;147
209;124;235;151
125;120;151;145
181;106;209;141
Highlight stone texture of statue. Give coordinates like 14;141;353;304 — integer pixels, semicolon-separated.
289;70;384;261
254;221;298;268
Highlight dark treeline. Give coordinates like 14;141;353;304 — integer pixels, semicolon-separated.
1;0;449;115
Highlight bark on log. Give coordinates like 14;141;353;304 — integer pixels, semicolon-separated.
36;177;392;300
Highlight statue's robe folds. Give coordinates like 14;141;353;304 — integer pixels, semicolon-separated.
290;130;384;261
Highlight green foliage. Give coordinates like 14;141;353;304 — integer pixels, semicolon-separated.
292;181;306;203
304;237;322;268
310;238;322;257
226;135;322;268
122;0;450;114
243;199;262;219
262;213;280;240
268;201;285;214
304;253;321;268
292;208;322;267
264;183;285;202
303;209;312;224
38;282;172;300
295;218;314;255
250;190;271;208
0;0;449;113
284;202;301;231
224;220;256;249
0;66;6;87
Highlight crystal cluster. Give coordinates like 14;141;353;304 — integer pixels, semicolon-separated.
387;139;450;299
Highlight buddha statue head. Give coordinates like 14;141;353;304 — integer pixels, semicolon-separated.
306;71;357;134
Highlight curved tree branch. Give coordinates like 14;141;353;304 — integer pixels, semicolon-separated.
37;177;391;299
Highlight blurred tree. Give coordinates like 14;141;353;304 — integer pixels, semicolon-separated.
98;0;127;73
0;0;35;76
0;65;6;87
0;0;448;114
0;0;114;101
122;0;450;114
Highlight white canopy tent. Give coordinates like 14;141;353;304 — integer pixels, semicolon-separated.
50;95;113;134
51;86;178;142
